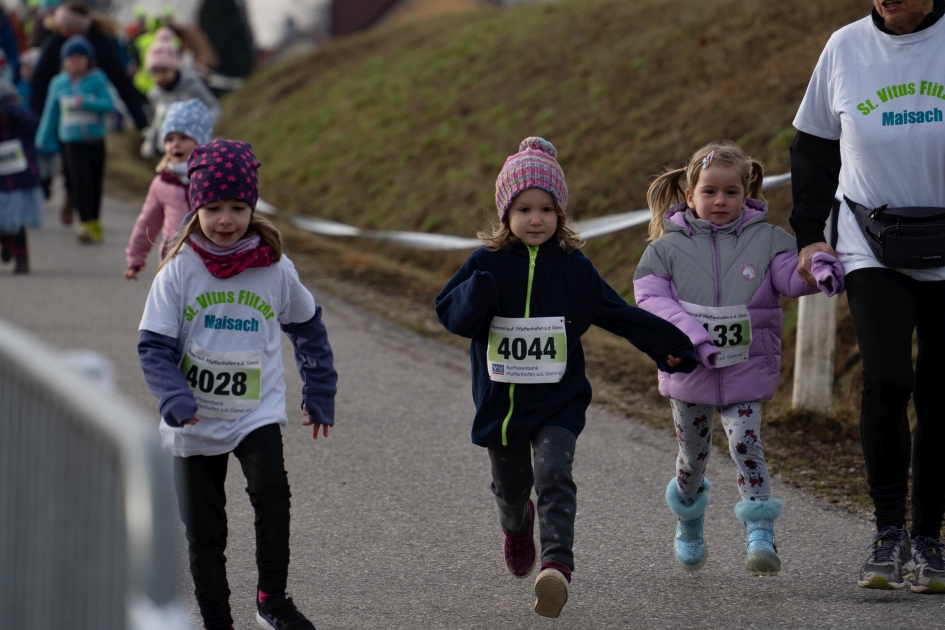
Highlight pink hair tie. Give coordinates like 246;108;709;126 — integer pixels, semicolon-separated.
702;150;715;170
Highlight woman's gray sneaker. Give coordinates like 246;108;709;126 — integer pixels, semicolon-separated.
858;526;911;590
910;536;945;594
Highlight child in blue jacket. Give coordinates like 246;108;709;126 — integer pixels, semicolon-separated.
435;137;696;619
35;34;113;243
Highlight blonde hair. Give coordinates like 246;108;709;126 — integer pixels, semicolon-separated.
478;209;584;253
646;141;764;241
158;210;284;271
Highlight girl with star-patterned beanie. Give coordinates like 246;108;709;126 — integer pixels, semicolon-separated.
137;139;336;630
436;137;697;619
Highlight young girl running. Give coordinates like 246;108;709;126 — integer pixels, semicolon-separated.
0;80;43;274
34;34;114;243
633;141;845;576
436;137;697;618
137;139;336;630
125;98;214;280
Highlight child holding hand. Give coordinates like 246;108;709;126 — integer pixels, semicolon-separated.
436;137;696;618
125;98;214;280
634;141;844;576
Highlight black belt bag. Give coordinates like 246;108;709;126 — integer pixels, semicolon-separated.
847;197;945;269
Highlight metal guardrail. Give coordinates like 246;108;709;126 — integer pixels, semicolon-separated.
258;172;795;250
0;319;186;629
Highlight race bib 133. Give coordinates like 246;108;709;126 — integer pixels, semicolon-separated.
679;301;752;368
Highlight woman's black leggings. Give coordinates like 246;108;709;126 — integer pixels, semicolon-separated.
847;268;945;538
173;423;292;629
61;141;105;223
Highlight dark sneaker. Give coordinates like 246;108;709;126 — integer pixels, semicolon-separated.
911;536;945;594
503;498;536;578
0;237;10;263
858;525;911;590
256;593;316;630
13;256;28;274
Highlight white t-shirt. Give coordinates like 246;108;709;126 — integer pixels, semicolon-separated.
794;15;945;280
140;246;317;457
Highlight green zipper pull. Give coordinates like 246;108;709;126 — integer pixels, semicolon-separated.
501;245;540;446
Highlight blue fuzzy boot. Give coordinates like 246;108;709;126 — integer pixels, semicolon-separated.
734;499;783;576
665;478;711;572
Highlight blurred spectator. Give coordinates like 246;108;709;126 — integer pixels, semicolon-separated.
140;28;219;158
30;3;147;131
17;47;40;102
0;6;20;81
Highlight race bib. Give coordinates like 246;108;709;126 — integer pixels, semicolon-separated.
60;96;100;128
679;301;752;368
180;340;262;420
487;316;567;384
0;139;28;175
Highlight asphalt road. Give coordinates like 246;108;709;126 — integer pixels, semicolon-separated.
3;192;944;628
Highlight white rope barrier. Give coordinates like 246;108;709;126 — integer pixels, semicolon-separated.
263;173;793;251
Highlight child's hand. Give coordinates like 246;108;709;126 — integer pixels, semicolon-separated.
301;404;330;440
124;267;140;280
182;415;199;426
665;355;683;368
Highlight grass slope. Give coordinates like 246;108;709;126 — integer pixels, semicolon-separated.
210;0;883;513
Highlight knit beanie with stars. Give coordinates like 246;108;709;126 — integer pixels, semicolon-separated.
187;139;260;210
495;137;569;222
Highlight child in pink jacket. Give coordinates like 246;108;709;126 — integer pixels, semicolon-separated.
124;98;214;280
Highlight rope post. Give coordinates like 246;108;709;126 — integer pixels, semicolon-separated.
792;292;838;414
792;197;841;415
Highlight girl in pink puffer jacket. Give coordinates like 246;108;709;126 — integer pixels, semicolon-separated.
633;141;844;578
124;98;213;280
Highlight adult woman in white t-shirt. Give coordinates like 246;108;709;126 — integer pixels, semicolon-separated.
792;0;945;594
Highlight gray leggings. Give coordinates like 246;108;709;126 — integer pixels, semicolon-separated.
487;424;577;570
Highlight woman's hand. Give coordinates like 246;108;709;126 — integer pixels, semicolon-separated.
665;355;682;368
797;242;837;287
302;405;330;440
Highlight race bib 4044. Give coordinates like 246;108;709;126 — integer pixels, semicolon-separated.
487;316;567;384
679;301;752;368
180;340;262;420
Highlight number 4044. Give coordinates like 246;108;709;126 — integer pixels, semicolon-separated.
495;337;558;361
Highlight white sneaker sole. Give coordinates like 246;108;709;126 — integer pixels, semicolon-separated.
256;611;277;629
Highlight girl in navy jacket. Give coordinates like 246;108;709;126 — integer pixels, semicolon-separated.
435;138;695;618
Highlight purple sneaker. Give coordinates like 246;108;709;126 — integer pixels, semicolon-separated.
503;499;536;578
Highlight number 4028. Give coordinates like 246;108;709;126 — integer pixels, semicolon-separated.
496;337;557;361
185;365;248;396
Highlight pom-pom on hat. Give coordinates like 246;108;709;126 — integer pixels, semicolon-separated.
61;34;95;62
495;137;569;222
188;139;261;211
163;98;214;145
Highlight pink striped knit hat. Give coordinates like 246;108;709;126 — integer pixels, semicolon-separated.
495;137;568;222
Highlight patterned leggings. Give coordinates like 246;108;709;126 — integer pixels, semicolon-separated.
671;399;770;506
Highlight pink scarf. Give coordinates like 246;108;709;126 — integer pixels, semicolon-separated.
189;232;276;279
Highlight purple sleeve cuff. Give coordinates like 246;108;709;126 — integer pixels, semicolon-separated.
810;252;845;296
303;394;335;426
695;340;719;368
161;394;197;428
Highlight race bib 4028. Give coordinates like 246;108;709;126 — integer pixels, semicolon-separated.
679;301;752;368
180;340;262;420
487;316;567;384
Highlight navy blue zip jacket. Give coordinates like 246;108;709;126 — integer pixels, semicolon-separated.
435;239;697;448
